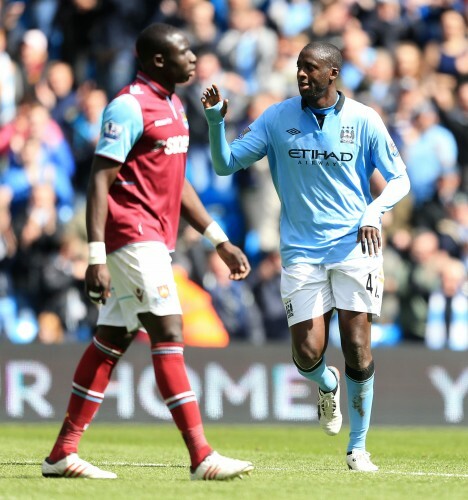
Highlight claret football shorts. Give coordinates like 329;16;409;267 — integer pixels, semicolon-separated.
97;241;182;333
281;255;384;326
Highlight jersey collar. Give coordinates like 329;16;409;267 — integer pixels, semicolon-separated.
301;91;345;112
136;71;171;98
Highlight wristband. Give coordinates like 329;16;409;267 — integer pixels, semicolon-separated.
203;221;229;247
88;242;107;265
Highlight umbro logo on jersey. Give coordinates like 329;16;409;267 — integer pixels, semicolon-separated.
154;117;173;127
130;84;144;95
340;126;355;144
286;128;301;135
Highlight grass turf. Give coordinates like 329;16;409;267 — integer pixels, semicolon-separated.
0;424;467;499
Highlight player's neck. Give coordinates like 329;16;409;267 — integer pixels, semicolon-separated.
305;90;338;110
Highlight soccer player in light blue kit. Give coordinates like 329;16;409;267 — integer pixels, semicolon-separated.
201;41;410;471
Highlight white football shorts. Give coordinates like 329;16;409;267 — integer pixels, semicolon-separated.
281;255;384;327
97;242;182;332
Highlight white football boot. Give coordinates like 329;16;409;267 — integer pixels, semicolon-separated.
42;453;117;479
190;451;254;481
317;366;342;436
346;449;379;472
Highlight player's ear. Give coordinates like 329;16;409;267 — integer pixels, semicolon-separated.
330;66;339;81
153;53;165;68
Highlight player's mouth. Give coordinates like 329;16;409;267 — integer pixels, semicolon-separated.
298;80;310;90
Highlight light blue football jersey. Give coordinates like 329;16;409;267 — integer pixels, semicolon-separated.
206;93;408;265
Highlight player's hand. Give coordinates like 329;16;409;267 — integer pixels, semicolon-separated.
201;84;228;117
357;226;381;256
85;263;112;304
215;241;251;280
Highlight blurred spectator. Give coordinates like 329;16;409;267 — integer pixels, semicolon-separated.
425;257;467;351
431;78;468;192
309;0;355;50
35;60;79;143
217;0;278;94
1;135;74;217
250;250;289;341
38;231;95;342
400;99;459;207
339;25;377;93
11;183;62;320
0;27;19;127
361;0;415;51
70;87;107;194
237;92;281;257
394;41;426;91
399;229;446;342
267;0;313;38
51;0;100;84
436;191;468;264
0;187;17;341
203;250;265;344
17;28;49;101
181;0;222;53
424;9;468;80
357;48;400;115
179;50;249;245
272;31;309;98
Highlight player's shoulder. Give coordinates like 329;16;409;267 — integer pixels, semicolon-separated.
262;96;302;120
342;96;384;129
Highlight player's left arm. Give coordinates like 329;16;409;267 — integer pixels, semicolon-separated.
180;179;251;280
358;112;411;255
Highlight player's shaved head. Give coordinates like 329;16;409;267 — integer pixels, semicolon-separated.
301;41;343;70
136;23;181;66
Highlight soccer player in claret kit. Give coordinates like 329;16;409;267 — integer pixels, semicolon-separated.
202;41;410;472
41;23;253;480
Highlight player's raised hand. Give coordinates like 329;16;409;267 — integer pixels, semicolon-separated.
215;241;251;280
201;84;228;117
85;263;112;304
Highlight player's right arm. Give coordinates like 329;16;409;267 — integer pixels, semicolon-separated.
85;156;122;304
201;84;267;175
84;93;144;304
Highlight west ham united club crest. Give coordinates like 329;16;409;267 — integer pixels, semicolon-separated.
340;126;355;144
158;285;170;299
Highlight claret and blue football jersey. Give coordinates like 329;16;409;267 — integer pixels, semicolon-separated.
95;72;189;253
206;92;408;266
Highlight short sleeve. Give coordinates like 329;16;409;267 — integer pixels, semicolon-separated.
95;94;144;163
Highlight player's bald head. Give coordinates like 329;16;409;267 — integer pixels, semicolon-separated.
136;23;181;66
300;42;343;71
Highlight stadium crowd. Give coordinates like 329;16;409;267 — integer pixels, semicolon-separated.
0;0;466;349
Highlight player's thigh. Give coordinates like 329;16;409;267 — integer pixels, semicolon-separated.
99;242;182;334
281;262;333;327
330;255;384;316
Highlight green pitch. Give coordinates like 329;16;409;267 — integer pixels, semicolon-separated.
0;424;467;499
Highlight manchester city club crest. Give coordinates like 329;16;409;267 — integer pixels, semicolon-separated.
340;126;355;144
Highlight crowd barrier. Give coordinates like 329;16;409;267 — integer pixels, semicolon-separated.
1;343;466;425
